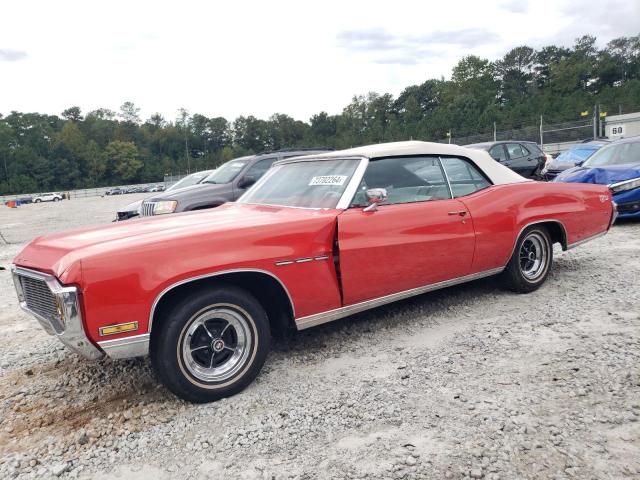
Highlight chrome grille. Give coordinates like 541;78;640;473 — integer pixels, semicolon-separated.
19;275;61;325
140;201;156;216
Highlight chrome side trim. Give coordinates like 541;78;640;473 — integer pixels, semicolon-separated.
98;333;150;359
336;157;369;209
11;265;104;360
566;230;607;250
147;268;295;332
295;267;504;330
275;255;330;266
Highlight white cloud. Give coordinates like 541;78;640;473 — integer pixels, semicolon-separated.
0;49;28;61
0;0;638;122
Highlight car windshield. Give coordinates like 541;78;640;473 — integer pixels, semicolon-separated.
203;159;250;184
168;170;211;191
555;147;598;163
583;142;640;167
239;159;360;209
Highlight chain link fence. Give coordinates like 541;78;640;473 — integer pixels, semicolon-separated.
438;118;596;147
0;182;163;204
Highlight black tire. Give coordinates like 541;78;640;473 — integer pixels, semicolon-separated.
53;197;60;202
502;225;553;293
150;286;270;403
35;199;41;203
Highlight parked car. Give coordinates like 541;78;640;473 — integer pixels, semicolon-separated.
11;141;615;403
139;148;332;217
465;141;546;179
33;192;63;203
554;136;640;219
115;170;215;221
542;141;608;180
105;187;125;196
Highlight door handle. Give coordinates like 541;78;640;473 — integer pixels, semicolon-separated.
448;211;467;217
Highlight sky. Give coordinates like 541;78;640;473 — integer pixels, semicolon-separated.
1;0;638;123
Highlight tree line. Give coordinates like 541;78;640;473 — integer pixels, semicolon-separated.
1;34;639;195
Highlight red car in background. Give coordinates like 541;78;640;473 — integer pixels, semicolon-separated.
12;141;616;402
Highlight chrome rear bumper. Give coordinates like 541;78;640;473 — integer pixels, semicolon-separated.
11;266;104;360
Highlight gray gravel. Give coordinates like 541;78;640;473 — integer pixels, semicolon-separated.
1;196;639;479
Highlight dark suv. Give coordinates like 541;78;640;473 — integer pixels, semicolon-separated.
139;148;332;217
465;141;546;179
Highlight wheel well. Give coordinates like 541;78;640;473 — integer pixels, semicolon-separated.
150;271;295;339
531;221;568;250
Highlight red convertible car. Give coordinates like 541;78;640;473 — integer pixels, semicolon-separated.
12;141;616;402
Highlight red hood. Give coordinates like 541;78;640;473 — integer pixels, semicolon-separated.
14;203;339;282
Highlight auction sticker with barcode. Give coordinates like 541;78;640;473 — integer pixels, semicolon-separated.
309;175;347;186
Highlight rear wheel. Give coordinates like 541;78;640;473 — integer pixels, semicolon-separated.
35;199;41;203
53;197;60;202
502;226;553;293
150;286;270;403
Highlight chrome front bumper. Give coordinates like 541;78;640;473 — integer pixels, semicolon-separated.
11;266;104;360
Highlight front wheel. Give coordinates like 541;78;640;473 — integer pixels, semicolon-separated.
150;286;270;403
502;226;553;293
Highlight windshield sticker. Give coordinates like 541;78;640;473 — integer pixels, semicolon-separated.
309;175;347;186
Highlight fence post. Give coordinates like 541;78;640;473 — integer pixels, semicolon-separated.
539;116;544;148
593;104;598;140
493;122;496;142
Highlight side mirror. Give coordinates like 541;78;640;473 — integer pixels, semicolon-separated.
575;160;585;166
238;176;256;189
363;188;388;212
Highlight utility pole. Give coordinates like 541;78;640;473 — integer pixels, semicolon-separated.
2;152;9;192
593;104;598;140
184;128;190;174
539;116;544;148
493;122;497;142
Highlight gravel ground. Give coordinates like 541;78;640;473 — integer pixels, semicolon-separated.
0;196;639;480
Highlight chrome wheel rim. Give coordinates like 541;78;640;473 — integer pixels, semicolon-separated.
519;232;548;281
181;306;252;383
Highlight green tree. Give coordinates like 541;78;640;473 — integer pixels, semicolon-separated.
119;101;141;124
61;106;83;122
105;140;142;182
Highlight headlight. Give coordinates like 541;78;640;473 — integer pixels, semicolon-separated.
609;177;640;194
153;200;178;215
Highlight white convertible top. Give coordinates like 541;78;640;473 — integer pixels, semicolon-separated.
283;140;528;185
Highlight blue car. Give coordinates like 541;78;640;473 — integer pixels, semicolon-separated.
542;141;608;181
554;137;640;219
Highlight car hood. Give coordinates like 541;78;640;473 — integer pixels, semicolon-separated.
147;182;228;201
118;199;143;213
554;164;640;185
14;203;339;282
548;159;580;170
